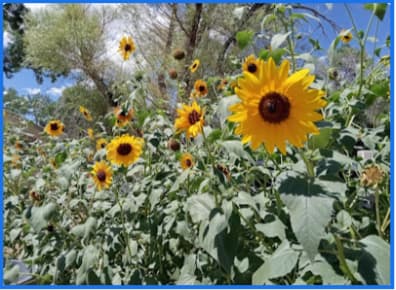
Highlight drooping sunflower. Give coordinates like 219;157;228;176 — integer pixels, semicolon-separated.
189;59;200;73
44;120;64;137
87;128;94;139
242;54;262;77
118;36;136;61
228;57;327;155
79;106;93;121
96;138;108;151
106;134;144;167
91;161;113;191
339;30;352;44
194;79;208;97
360;165;384;188
180;153;194;170
114;107;134;127
174;101;204;139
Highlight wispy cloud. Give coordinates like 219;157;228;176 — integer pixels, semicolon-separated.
46;85;70;97
24;88;41;95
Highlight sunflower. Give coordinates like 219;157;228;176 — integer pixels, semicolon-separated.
87;128;94;139
217;79;228;91
91;161;113;191
15;140;23;151
106;134;144;167
189;59;200;73
96;138;107;151
360;165;384;188
194;79;208;97
79;106;93;121
180;153;194;170
339;30;352;44
228;57;326;155
114;107;134;127
174;101;205;139
118;35;136;61
44;120;64;137
242;55;262;77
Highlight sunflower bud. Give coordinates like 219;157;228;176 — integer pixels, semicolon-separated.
173;49;185;60
168;68;178;80
328;68;338;80
168;139;180;151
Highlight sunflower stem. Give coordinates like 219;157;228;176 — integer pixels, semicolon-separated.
298;149;315;178
115;189;132;258
374;188;383;238
333;234;360;283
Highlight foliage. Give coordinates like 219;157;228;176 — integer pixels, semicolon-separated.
3;3;391;286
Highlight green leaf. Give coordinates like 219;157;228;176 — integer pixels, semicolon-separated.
255;217;286;240
28;203;57;232
364;3;388;21
207;129;222;144
219;140;253;163
374;47;381;57
308;128;335;149
65;249;77;269
236;30;254;50
4;265;20;284
269;48;286;64
252;241;299;284
258;49;270;60
185;194;215;223
359;235;390;284
304;257;348;284
278;174;335;260
55;151;67;166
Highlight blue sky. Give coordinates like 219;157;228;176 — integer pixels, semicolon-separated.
2;3;391;100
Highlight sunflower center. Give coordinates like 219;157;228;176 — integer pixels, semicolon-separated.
192;63;197;69
247;63;257;73
199;85;205;92
96;170;106;182
185;159;192;167
101;143;106;148
50;123;59;130
117;143;132;155
188;110;201;125
119;110;128;117
125;44;132;52
258;92;290;124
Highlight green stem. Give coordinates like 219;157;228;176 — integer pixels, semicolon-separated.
333;234;359;283
298;150;315;177
115;189;132;258
374;188;383;238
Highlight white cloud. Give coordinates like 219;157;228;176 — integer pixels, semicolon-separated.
46;85;70;97
25;4;50;13
24;88;41;95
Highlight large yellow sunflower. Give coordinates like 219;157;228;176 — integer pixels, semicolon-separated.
189;59;200;73
194;79;208;97
339;29;352;44
106;134;144;167
118;36;136;61
180;153;194;170
242;54;262;77
91;161;113;191
228;57;326;155
44;120;64;137
79;106;92;121
96;138;108;151
174;101;204;139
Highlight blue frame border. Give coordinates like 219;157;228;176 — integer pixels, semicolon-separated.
1;1;394;288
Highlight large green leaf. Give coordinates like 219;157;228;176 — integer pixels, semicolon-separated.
279;174;335;260
236;30;254;49
252;241;299;284
303;257;348;284
28;203;57;232
359;235;390;285
364;3;388;21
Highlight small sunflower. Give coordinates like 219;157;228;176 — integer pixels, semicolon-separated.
44;120;64;137
15;140;23;151
79;106;93;121
96;138;108;151
189;59;200;73
228;57;326;154
107;134;144;167
180;153;194;170
118;35;136;61
114;107;134;127
217;79;228;91
360;165;384;188
242;55;262;77
87;128;94;139
91;161;113;191
174;101;204;139
339;30;352;44
194;79;208;97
